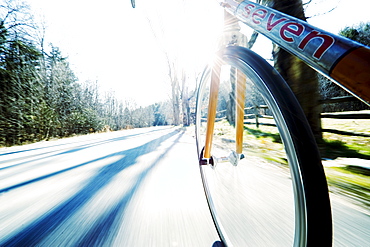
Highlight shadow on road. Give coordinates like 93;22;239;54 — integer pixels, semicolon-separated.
0;128;167;171
1;129;184;246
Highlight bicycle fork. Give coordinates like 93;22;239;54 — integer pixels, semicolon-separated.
201;61;246;166
236;69;246;156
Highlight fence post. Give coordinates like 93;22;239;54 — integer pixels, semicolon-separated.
254;105;259;128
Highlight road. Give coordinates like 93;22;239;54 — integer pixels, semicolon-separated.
0;126;368;246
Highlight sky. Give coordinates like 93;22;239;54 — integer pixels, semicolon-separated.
25;0;370;106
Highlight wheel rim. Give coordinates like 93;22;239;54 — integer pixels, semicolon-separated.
195;47;331;246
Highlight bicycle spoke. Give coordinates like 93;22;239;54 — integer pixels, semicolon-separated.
195;46;331;247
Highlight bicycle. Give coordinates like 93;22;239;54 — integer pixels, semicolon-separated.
132;1;370;246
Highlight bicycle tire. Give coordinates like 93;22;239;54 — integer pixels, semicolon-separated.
195;46;332;246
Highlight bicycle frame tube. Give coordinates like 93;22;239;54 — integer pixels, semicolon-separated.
218;0;370;105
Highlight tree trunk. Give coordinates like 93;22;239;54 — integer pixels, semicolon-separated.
227;67;236;126
271;0;322;142
181;72;191;126
171;77;180;126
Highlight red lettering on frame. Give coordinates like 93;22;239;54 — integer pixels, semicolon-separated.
299;30;335;59
252;9;268;24
243;4;256;18
280;22;304;42
266;13;287;31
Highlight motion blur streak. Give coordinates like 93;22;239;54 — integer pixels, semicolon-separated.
0;126;369;246
0;127;219;246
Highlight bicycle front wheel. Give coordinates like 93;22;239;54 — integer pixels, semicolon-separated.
195;46;332;246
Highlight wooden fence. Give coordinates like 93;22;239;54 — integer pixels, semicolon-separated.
243;105;369;126
209;95;369;129
241;97;370;138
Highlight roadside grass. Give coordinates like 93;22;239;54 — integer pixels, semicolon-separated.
210;118;370;209
320;118;370;208
320;139;370;160
243;126;282;143
324;165;370;209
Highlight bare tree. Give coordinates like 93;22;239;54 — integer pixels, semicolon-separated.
165;54;181;125
0;0;37;42
180;70;191;126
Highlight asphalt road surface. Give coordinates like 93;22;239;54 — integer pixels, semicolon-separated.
0;126;368;246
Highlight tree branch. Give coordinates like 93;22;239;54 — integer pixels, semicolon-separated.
246;30;259;49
